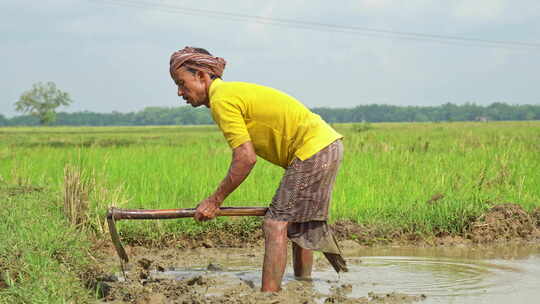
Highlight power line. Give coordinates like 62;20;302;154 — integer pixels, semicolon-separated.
91;0;540;50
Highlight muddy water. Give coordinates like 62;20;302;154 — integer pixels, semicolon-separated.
339;245;540;303
109;243;540;303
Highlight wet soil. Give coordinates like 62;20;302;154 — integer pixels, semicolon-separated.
469;203;540;243
89;203;540;303
94;244;427;304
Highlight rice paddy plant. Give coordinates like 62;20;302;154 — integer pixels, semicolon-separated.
63;164;92;228
1;122;539;239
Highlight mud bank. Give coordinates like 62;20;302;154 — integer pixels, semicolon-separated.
334;203;540;246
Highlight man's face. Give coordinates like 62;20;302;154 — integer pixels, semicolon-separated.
173;67;209;107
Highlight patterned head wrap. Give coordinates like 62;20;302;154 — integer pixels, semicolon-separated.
169;46;227;80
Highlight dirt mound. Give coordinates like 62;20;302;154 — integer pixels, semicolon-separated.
331;220;366;240
331;220;397;245
180;222;264;249
331;220;425;245
469;203;539;243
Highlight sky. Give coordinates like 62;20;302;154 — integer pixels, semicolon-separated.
1;0;539;117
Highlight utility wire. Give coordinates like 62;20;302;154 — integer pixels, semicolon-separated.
91;0;540;50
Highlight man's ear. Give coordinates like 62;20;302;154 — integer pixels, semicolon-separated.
196;70;206;80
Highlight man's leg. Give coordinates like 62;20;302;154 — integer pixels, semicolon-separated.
261;218;289;292
292;242;313;279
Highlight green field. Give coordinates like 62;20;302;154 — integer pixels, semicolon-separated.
2;122;540;237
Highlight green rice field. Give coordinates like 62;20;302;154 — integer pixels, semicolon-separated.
1;121;539;238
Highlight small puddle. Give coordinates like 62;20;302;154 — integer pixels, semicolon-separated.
113;244;540;303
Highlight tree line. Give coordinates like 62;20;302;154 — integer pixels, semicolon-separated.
4;81;538;126
1;102;539;127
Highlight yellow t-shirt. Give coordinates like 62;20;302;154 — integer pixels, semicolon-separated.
209;79;343;168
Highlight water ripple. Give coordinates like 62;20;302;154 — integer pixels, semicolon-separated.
325;256;527;301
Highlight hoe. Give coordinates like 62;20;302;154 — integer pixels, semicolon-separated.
106;206;267;263
106;206;347;273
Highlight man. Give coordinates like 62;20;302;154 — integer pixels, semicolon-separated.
169;46;347;292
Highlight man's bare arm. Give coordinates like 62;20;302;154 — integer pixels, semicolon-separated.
214;141;257;202
194;141;257;221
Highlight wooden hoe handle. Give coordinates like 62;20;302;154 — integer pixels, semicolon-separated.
106;206;268;263
107;206;268;221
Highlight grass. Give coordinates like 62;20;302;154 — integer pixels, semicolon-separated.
0;122;539;240
0;185;96;304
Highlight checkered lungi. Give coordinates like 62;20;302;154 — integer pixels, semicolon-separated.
265;139;344;255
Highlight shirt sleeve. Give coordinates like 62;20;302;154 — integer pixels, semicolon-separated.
210;99;251;149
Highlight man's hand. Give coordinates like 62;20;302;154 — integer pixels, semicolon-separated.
194;196;221;222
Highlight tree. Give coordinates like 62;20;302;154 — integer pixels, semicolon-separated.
0;114;8;126
14;81;73;125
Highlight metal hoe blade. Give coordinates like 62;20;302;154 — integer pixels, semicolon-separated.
107;208;129;263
